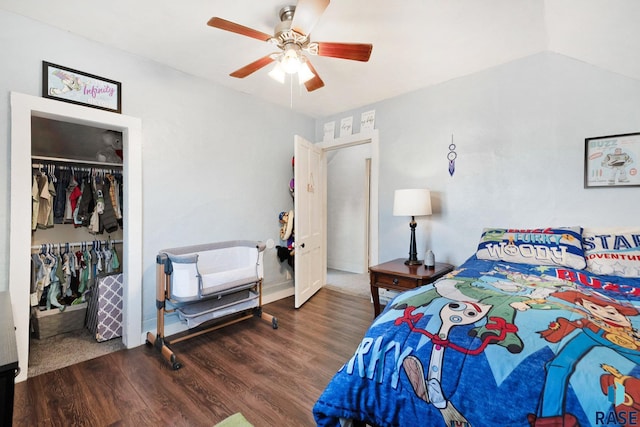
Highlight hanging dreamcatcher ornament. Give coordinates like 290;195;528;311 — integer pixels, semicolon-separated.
447;134;457;177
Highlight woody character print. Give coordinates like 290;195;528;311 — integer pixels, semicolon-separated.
528;290;640;427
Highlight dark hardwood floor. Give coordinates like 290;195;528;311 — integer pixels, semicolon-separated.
13;288;373;426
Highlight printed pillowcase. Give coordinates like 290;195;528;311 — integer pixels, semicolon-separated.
583;227;640;278
476;226;587;270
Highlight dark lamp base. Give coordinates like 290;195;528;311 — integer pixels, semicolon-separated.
404;259;423;266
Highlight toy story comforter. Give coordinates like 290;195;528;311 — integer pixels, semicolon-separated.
314;237;640;427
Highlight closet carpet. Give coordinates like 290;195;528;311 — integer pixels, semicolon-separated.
28;328;125;377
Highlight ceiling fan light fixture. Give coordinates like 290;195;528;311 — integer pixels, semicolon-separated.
281;45;301;74
207;0;370;92
268;62;286;84
298;61;314;84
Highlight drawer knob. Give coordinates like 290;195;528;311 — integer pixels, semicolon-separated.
393;278;399;285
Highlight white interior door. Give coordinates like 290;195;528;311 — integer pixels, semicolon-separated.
294;135;325;308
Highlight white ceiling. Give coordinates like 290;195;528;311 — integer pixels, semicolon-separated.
2;0;640;118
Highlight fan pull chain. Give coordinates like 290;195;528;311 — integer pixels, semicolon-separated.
290;74;293;109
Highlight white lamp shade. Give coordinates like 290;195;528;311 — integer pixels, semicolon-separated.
393;189;432;217
298;61;315;84
268;63;286;84
281;48;301;74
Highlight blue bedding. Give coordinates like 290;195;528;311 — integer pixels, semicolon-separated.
313;256;640;427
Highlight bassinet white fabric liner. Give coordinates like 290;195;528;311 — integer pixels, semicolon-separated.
160;240;265;302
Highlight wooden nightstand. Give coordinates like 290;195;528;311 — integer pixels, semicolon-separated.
369;259;455;317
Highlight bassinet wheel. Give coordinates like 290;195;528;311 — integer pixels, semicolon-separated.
272;317;278;329
172;361;182;370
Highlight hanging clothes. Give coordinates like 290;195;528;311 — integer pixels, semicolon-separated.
106;174;122;221
53;167;70;224
77;176;94;227
31;176;40;231
31;239;122;314
32;163;124;235
100;178;119;233
64;171;81;224
29;152;125;345
35;172;55;229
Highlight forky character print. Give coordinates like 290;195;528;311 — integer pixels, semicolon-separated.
401;300;496;427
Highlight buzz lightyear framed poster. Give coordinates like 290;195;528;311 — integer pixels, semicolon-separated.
585;132;640;188
42;61;121;113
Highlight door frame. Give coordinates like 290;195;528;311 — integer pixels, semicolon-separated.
318;129;379;268
9;92;143;382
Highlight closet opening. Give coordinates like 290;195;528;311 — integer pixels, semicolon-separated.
29;117;126;377
10;92;143;383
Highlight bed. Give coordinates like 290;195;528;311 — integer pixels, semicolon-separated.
313;227;640;427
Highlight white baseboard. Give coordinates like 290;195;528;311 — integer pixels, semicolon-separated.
327;259;366;274
263;286;294;304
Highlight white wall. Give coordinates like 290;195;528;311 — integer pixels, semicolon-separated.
317;52;640;266
0;11;313;331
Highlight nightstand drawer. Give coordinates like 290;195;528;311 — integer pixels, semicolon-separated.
375;273;419;289
369;260;455;317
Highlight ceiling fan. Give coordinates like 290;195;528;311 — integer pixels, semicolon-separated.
207;0;373;92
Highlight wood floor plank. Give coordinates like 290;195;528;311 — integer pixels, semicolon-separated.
13;288;372;426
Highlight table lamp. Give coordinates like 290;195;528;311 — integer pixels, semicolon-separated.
393;189;432;265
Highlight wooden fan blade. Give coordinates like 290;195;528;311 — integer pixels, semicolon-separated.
230;55;275;78
303;60;325;92
291;0;330;35
207;17;272;42
315;42;373;62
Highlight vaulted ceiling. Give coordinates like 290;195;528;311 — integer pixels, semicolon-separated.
2;0;639;117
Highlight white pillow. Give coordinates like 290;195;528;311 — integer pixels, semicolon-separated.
476;226;586;270
583;227;640;278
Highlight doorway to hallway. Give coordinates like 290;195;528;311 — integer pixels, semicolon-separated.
325;141;371;297
325;269;370;298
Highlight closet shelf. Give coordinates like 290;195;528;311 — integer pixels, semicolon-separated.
31;155;122;168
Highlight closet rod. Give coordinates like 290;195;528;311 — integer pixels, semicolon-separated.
31;155;122;168
31;163;122;174
31;239;123;250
